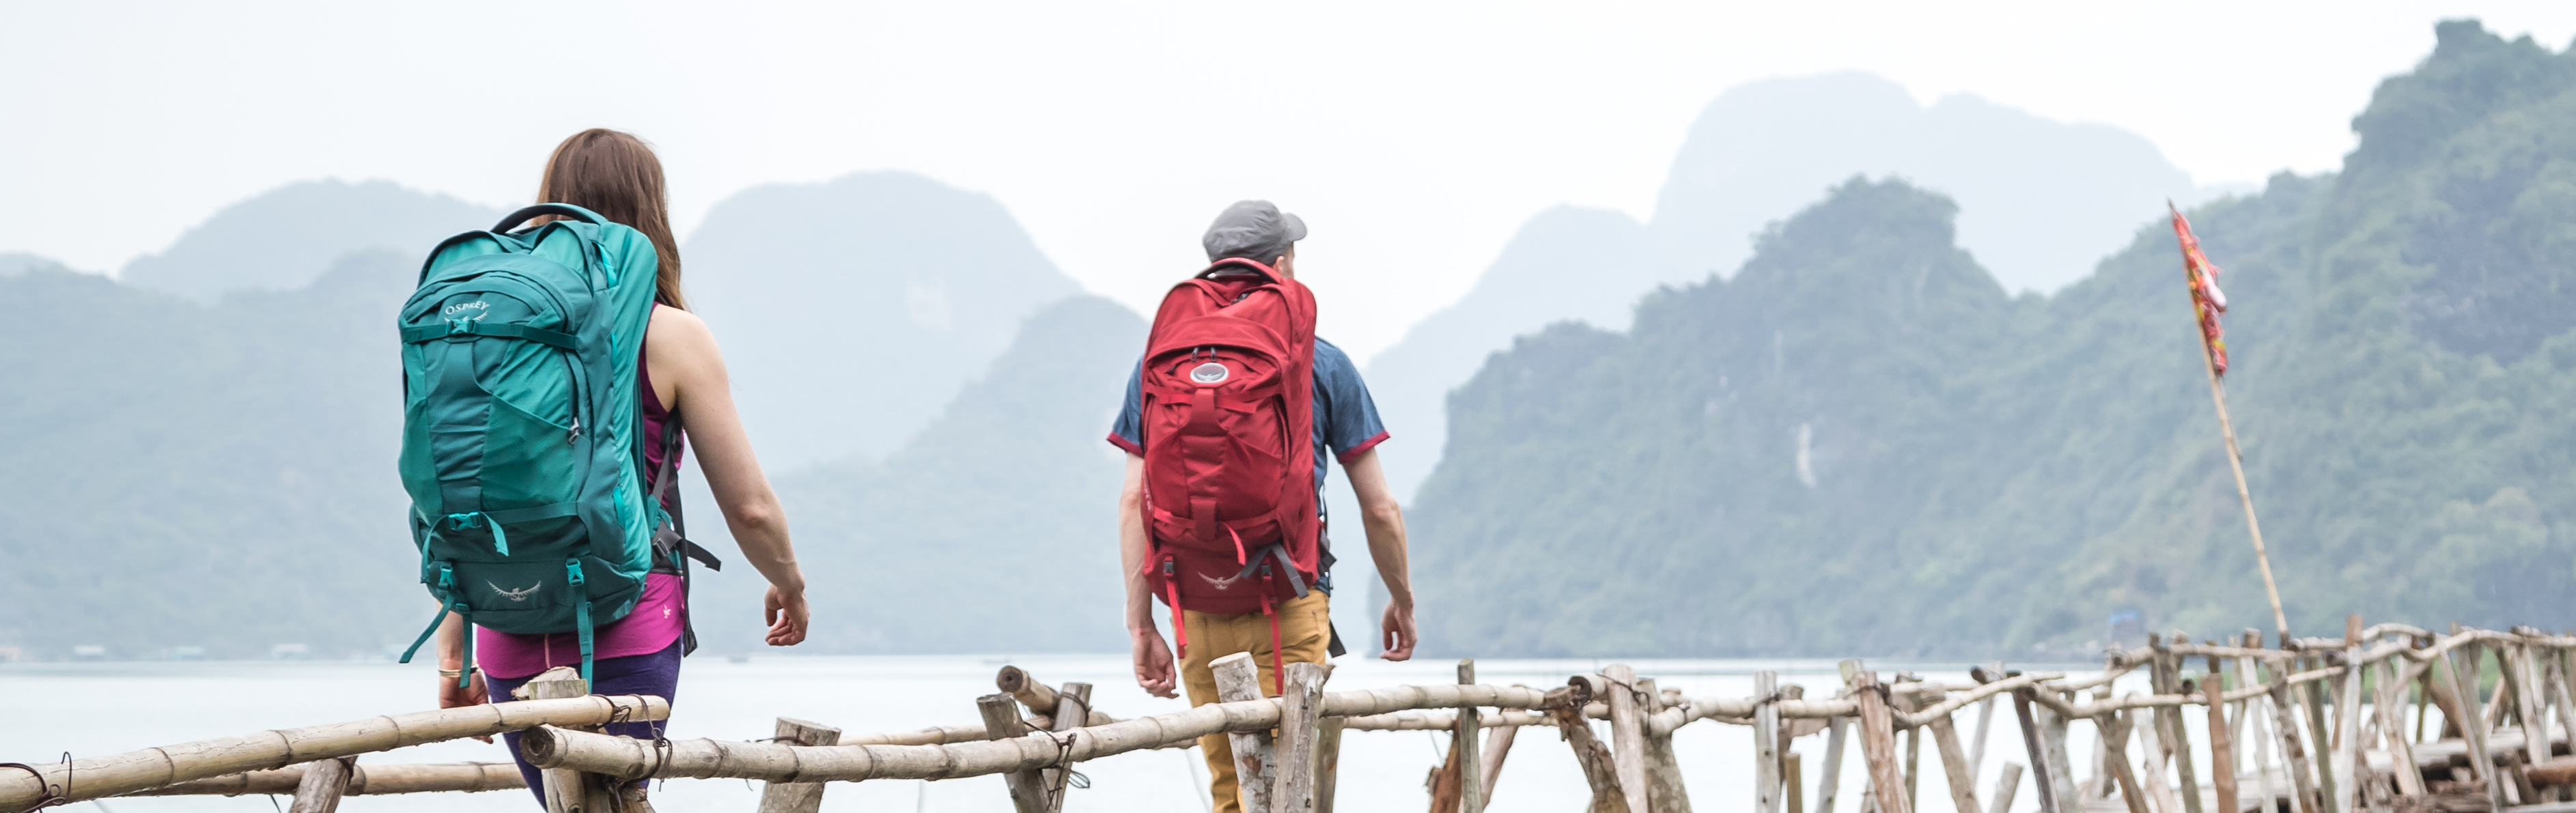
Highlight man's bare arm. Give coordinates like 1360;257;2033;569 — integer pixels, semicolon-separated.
1119;453;1177;696
1341;448;1416;659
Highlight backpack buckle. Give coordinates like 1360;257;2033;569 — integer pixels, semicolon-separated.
446;319;478;337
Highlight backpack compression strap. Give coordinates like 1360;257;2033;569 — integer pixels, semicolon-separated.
645;415;720;657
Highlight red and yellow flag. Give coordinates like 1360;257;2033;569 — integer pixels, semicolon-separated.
2169;203;2229;375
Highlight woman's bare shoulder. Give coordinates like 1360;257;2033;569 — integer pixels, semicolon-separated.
648;304;716;347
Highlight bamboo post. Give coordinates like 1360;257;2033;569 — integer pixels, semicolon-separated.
1923;683;1982;813
2268;675;2321;813
2102;709;2151;813
1044;683;1093;813
1214;652;1278;813
1456;660;1484;813
1902;685;1922;813
1970;695;1998;781
1431;733;1465;813
1638;676;1693;813
2538;642;2573;762
1315;716;1346;813
2299;654;2338;813
1856;670;1914;813
1789;752;1806;813
756;717;843;813
2153;636;2207;813
1988;763;2024;813
2511;639;2552;767
2441;643;2502;810
2011;687;2059;813
1760;671;1785;813
978;694;1049;813
2236;635;2280;810
2547;646;2576;765
2135;707;2184;813
2091;691;2118;801
1480;710;1520;799
521;667;617;813
2372;661;2424;798
2204;678;2240;813
1908;726;1923;812
1550;683;1634;813
2174;211;2290;642
2332;646;2365;813
1821;706;1853;813
2037;698;2081;808
1272;664;1328;813
285;756;354;813
2558;644;2576;752
1605;664;1653;813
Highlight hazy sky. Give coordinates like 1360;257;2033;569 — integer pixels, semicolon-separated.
8;1;2575;358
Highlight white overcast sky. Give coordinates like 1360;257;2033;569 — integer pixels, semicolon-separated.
7;1;2575;359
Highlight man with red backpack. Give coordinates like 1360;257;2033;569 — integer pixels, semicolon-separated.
1110;200;1418;813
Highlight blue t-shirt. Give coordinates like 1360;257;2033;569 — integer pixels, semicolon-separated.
1108;338;1390;589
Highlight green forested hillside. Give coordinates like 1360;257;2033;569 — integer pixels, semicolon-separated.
682;296;1143;655
0;252;419;657
1407;21;2576;658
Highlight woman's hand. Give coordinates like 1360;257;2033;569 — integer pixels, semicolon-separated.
764;584;810;646
436;670;494;743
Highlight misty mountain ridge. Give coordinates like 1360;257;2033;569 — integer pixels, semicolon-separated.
684;296;1144;654
0;253;76;277
1367;72;2235;502
1407;21;2576;657
118;179;503;302
0;171;1119;658
682;171;1085;470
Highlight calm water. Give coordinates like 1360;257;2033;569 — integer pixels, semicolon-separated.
3;655;2129;812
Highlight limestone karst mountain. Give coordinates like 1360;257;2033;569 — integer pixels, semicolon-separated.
120;179;501;301
1367;73;2230;502
1408;23;2576;657
682;171;1084;470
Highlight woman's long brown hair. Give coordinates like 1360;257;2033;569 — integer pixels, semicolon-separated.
537;129;687;309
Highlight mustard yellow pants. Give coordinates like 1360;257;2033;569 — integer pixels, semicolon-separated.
1180;591;1332;813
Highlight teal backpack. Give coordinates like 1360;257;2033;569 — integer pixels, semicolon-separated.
393;204;715;683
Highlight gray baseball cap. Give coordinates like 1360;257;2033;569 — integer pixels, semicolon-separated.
1201;200;1307;262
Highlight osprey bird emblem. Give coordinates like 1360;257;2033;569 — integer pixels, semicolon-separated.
489;580;542;602
1198;572;1242;591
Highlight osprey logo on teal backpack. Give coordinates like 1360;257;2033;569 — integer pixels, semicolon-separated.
393;203;710;683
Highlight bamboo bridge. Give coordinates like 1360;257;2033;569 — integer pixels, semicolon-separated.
6;619;2571;813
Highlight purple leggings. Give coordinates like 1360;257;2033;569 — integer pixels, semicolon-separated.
483;640;683;808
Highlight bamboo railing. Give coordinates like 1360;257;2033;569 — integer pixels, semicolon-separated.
12;620;2576;813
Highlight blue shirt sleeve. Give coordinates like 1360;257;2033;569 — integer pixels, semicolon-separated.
1312;339;1390;464
1106;358;1145;456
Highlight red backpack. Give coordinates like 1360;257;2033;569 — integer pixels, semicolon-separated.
1136;258;1321;676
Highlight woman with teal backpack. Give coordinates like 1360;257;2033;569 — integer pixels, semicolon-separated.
414;129;811;808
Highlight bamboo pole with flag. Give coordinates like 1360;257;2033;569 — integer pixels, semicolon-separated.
2170;201;2290;642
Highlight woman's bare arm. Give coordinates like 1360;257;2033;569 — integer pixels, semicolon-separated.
647;305;809;646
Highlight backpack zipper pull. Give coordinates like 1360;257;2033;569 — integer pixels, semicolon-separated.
566;416;582;444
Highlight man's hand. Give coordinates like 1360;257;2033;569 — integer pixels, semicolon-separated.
1131;629;1178;698
436;670;493;742
1379;600;1417;661
765;584;811;646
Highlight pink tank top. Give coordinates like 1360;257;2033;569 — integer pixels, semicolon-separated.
476;350;688;679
